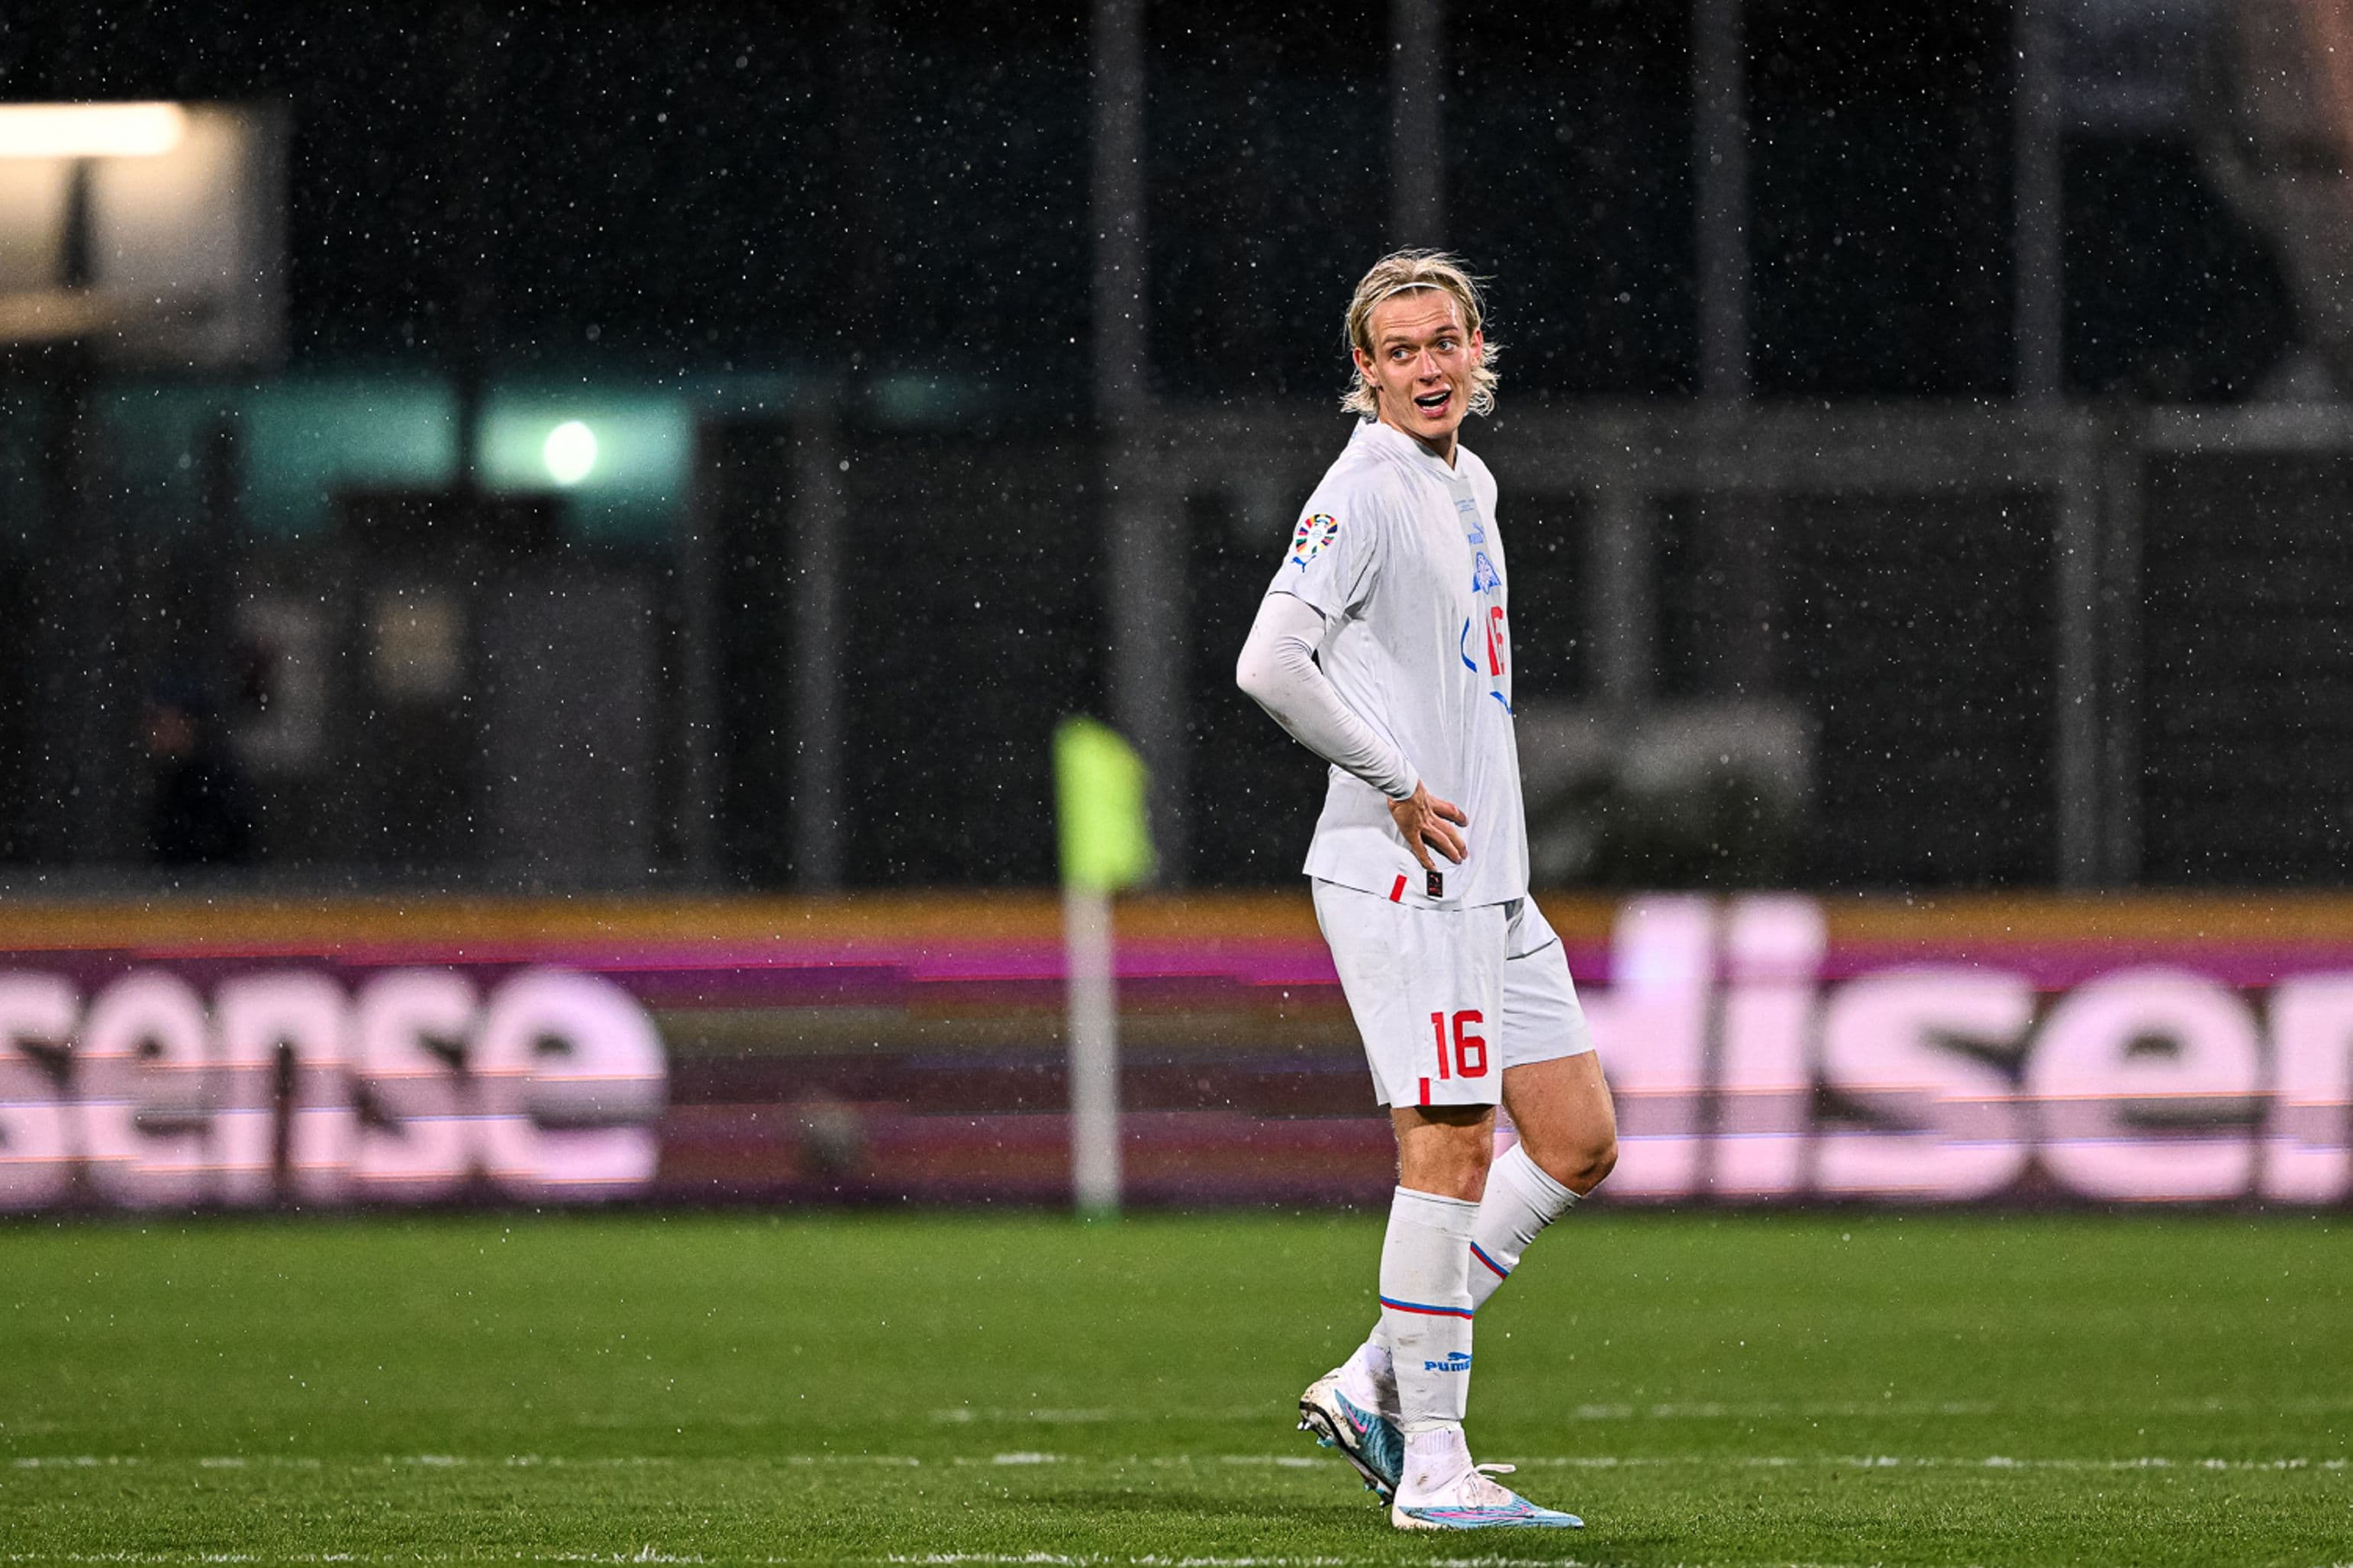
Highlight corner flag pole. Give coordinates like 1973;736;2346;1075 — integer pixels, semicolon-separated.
1054;718;1153;1217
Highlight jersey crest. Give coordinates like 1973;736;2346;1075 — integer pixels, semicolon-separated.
1290;513;1340;571
1471;551;1500;594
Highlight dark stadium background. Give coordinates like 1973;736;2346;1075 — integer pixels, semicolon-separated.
2;0;2324;894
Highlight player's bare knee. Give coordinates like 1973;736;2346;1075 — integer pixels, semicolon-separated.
1572;1132;1620;1195
1526;1129;1616;1196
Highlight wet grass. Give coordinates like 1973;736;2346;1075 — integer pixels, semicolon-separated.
1;1208;2346;1565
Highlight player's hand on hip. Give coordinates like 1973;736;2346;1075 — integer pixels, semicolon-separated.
1389;782;1468;870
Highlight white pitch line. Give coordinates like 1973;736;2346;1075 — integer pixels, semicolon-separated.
5;1450;2346;1476
1568;1398;1999;1420
930;1395;2353;1425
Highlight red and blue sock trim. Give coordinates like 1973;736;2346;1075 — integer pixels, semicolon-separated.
1379;1294;1474;1319
1468;1242;1510;1280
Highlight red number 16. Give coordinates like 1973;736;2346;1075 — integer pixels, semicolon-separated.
1429;1009;1488;1080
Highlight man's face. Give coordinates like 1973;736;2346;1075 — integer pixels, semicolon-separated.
1354;288;1481;449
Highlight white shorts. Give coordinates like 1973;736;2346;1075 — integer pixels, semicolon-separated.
1311;878;1595;1109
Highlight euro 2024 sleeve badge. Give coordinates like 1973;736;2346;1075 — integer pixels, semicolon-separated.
1290;513;1340;572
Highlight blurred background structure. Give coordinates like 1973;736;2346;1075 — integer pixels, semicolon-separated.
8;2;2353;1215
8;0;2353;897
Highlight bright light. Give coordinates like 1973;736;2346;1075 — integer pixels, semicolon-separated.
0;103;189;159
542;420;598;487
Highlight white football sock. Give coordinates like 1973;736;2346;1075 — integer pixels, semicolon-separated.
1335;1333;1391;1414
1377;1185;1478;1437
1467;1141;1578;1311
1397;1425;1474;1502
1356;1144;1581;1411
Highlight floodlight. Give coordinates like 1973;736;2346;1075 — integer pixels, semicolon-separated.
543;420;598;486
0;103;188;159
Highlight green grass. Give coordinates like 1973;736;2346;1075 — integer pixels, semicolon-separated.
0;1209;2347;1566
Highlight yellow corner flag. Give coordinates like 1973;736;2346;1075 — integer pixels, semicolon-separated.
1055;717;1155;892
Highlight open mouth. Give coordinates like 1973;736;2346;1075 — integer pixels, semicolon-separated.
1412;388;1452;418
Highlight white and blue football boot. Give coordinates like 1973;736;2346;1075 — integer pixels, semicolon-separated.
1390;1461;1584;1531
1296;1367;1403;1501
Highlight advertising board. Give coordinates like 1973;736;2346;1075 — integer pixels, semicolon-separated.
0;893;2345;1210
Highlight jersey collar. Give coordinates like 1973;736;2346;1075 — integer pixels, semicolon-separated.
1353;417;1471;481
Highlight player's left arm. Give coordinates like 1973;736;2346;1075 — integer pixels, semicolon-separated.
1236;592;1417;800
1235;595;1468;868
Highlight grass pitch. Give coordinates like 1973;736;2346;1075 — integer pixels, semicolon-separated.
0;1208;2345;1566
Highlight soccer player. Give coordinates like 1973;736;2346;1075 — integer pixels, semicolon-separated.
1233;251;1618;1531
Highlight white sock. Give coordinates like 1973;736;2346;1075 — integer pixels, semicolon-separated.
1356;1145;1579;1412
1398;1426;1473;1502
1377;1185;1477;1438
1336;1335;1391;1415
1466;1142;1578;1312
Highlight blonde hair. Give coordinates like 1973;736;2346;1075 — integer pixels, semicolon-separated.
1340;250;1501;420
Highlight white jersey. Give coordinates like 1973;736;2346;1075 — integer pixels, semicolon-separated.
1265;418;1529;910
